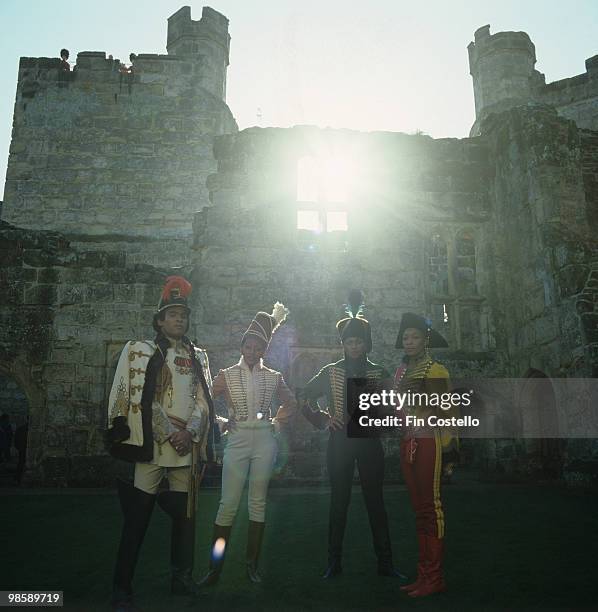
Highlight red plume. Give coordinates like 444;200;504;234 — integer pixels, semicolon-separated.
161;276;192;300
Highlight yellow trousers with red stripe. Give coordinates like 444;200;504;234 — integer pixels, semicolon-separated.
400;430;445;539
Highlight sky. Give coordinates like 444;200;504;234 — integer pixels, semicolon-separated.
0;0;597;199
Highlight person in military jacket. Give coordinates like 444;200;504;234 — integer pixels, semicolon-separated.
298;291;406;581
199;302;296;587
394;312;457;598
106;276;215;611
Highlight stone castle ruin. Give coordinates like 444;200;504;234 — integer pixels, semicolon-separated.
1;8;597;485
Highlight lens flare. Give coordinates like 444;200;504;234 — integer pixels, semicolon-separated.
212;537;226;561
256;412;264;420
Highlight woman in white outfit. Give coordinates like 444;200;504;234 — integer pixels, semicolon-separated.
199;302;296;585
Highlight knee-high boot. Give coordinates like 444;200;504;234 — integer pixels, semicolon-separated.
198;523;232;587
400;533;427;592
156;490;199;596
408;535;446;597
112;479;156;610
246;521;265;583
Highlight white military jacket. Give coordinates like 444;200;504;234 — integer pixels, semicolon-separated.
212;357;296;428
107;339;213;466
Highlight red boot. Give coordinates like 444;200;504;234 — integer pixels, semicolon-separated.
408;535;446;597
400;533;426;592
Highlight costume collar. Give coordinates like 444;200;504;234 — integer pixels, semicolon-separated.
164;336;185;351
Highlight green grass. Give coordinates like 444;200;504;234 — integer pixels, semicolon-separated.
1;483;597;611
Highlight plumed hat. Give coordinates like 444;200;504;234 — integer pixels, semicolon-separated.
242;302;289;347
156;276;192;314
395;312;448;349
336;289;372;353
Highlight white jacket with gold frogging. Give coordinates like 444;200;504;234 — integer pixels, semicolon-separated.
107;339;213;466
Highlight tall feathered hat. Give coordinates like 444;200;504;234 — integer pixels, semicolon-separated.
395;312;448;349
336;289;372;352
156;276;192;314
242;302;289;347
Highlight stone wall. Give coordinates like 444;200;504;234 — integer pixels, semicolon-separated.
193;126;495;368
481;106;595;379
190;115;597;483
538;56;598;132
477;106;598;478
1;6;237;267
1;14;597;485
0;219;179;485
190;125;503;481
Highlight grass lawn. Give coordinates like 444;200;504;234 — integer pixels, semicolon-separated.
1;482;597;611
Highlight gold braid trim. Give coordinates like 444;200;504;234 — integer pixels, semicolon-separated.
154;363;173;406
397;356;434;419
396;357;434;394
329;366;345;424
110;377;129;420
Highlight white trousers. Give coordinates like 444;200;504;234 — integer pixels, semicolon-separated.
134;463;190;494
215;423;277;526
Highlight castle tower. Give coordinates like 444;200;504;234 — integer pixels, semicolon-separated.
468;25;545;136
167;6;230;100
1;6;237;266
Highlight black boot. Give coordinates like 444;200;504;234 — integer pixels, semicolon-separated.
156;490;200;596
378;559;408;580
111;479;156;611
198;523;232;587
322;557;342;579
246;521;265;583
369;512;408;581
376;544;407;580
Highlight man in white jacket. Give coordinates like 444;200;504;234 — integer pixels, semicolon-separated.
106;276;215;611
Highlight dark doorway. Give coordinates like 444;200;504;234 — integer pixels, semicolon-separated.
0;372;29;486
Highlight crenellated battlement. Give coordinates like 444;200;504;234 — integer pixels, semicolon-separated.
14;6;230;102
469;25;598;135
2;6;238;256
167;6;230;100
468;25;537;72
17;43;227;102
167;6;230;54
468;25;544;136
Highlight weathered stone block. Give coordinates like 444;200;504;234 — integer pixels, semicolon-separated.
558;265;590;298
581;313;598;343
87;284;114;302
44;364;75;384
24;283;57;305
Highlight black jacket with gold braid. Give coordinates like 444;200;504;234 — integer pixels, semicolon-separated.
299;357;392;432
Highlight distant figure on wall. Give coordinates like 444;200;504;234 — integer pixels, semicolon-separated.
60;48;70;71
0;414;13;463
14;418;28;485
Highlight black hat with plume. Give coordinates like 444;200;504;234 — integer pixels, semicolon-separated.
336;289;373;353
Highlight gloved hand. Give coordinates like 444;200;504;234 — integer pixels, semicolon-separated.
105;416;130;445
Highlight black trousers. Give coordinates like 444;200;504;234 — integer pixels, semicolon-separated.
326;432;393;565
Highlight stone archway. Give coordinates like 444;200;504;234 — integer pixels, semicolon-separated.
519;368;565;479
